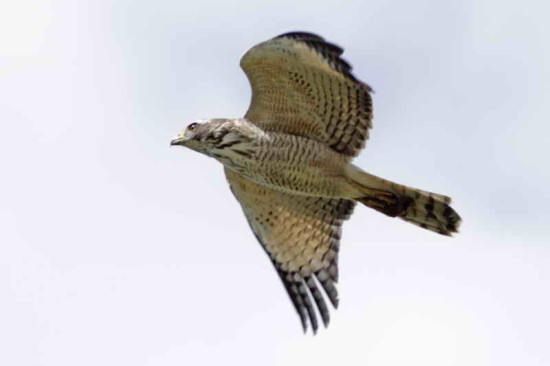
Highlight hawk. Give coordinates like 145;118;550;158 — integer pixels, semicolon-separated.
171;32;461;333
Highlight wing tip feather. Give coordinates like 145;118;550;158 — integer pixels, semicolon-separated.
274;31;363;84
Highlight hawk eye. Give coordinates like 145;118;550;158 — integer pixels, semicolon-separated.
187;122;198;131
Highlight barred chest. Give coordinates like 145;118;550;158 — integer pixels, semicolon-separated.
209;133;348;197
209;137;258;173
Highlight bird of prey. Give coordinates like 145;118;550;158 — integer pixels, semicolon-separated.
171;32;461;334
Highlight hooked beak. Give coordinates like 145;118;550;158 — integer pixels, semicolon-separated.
170;134;187;146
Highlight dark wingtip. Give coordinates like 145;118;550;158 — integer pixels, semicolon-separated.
274;31;365;86
301;319;308;334
275;31;325;41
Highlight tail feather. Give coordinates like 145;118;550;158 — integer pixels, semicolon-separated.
347;167;462;236
398;190;461;235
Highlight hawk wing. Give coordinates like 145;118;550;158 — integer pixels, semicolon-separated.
241;32;373;157
225;168;356;333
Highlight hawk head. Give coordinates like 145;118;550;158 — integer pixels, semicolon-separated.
170;118;238;155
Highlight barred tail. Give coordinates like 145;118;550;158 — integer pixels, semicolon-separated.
346;166;462;236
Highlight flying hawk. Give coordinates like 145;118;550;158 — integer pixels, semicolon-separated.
171;32;461;333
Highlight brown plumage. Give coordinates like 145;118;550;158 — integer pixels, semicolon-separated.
171;32;462;334
242;32;373;157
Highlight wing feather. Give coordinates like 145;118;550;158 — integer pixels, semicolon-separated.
225;168;355;333
241;32;373;157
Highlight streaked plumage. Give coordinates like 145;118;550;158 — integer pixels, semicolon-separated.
171;32;462;334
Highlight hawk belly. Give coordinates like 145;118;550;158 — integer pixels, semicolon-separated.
214;133;357;198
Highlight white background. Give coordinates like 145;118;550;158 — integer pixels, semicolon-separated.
1;1;549;365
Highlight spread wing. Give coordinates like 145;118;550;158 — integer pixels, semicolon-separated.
225;168;356;333
241;32;373;157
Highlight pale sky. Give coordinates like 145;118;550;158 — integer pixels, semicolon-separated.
1;1;549;365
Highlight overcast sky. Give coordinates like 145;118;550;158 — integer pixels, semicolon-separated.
1;1;549;365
